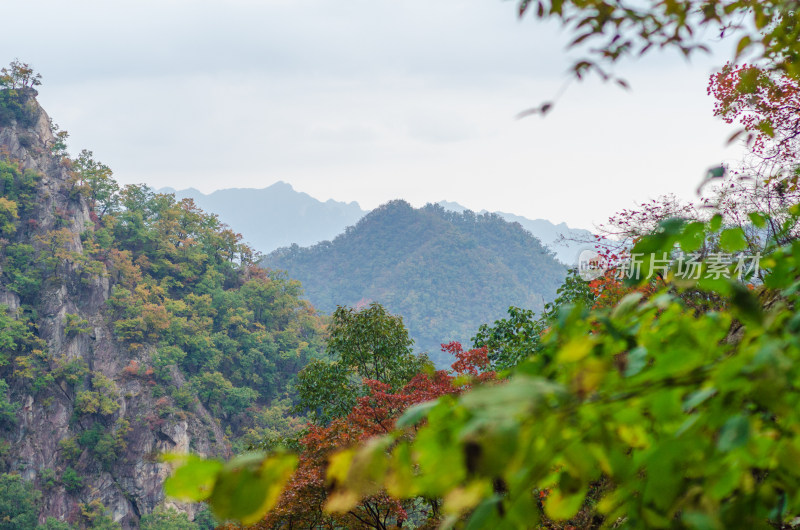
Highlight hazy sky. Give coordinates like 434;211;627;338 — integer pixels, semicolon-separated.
2;0;744;229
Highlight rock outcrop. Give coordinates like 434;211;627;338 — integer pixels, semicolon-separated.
0;93;228;527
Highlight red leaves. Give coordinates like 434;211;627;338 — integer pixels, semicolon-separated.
444;341;493;379
708;63;800;174
260;343;496;527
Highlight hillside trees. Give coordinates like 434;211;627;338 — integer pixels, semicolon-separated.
0;85;328;526
295;302;429;424
325;211;799;528
0;60;39;127
170;341;494;528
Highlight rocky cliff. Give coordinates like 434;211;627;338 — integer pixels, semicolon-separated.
0;92;228;527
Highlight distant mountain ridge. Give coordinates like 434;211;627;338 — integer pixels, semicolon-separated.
162;185;595;264
159;182;367;253
436;201;595;264
263;200;567;366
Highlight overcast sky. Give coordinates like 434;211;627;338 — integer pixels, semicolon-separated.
2;0;743;229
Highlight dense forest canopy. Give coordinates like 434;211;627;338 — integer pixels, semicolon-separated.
264;200;566;366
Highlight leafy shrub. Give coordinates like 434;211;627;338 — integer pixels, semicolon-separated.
139;507;196;530
61;467;83;493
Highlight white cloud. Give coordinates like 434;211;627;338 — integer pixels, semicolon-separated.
2;0;744;229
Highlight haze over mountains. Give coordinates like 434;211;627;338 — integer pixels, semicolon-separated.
162;184;595;264
161;182;366;254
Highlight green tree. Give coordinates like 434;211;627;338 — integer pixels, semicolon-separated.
0;60;41;91
294;360;358;424
295;303;429;424
327;302;420;386
0;474;40;530
71;150;118;217
139;507;196;530
37;518;74;530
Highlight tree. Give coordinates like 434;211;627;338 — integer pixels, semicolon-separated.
139;507;197;530
71;150;119;218
256;344;493;529
0;60;41;91
0;474;40;530
0;61;39;127
295;303;430;424
328;302;419;387
294;360;358;424
473;270;597;371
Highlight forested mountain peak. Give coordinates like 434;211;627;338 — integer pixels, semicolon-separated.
264;199;566;366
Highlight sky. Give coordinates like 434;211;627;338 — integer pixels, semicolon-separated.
2;0;744;230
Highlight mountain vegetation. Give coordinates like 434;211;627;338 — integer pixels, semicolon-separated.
264;200;567;366
0;68;326;528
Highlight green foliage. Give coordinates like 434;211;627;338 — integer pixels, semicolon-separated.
236;398;305;453
294;360;358;424
190;507;218;530
64;313;91;338
323;210;800;528
71;150;118;217
37;517;74;530
164;452;297;526
78;500;120;529
1;243;41;298
295;303;429;424
58;437;81;463
38;468;57;490
61;467;83;493
0;61;39;128
0;473;40;529
190;372;258;417
264;201;566;366
0;380;17;430
328;302;419;386
474;269;596;370
74;373;120;417
0;198;17;237
139;507;196;530
472;306;546;371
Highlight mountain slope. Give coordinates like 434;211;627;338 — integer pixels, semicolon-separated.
0;91;324;526
161;184;366;253
264;201;566;365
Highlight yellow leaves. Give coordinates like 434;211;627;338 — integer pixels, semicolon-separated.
443;481;491;515
557;337;594;363
617;423;649;449
326;448;355;489
164;451;298;526
325;437;392;514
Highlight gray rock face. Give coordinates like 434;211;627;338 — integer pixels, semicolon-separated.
0;95;228;527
